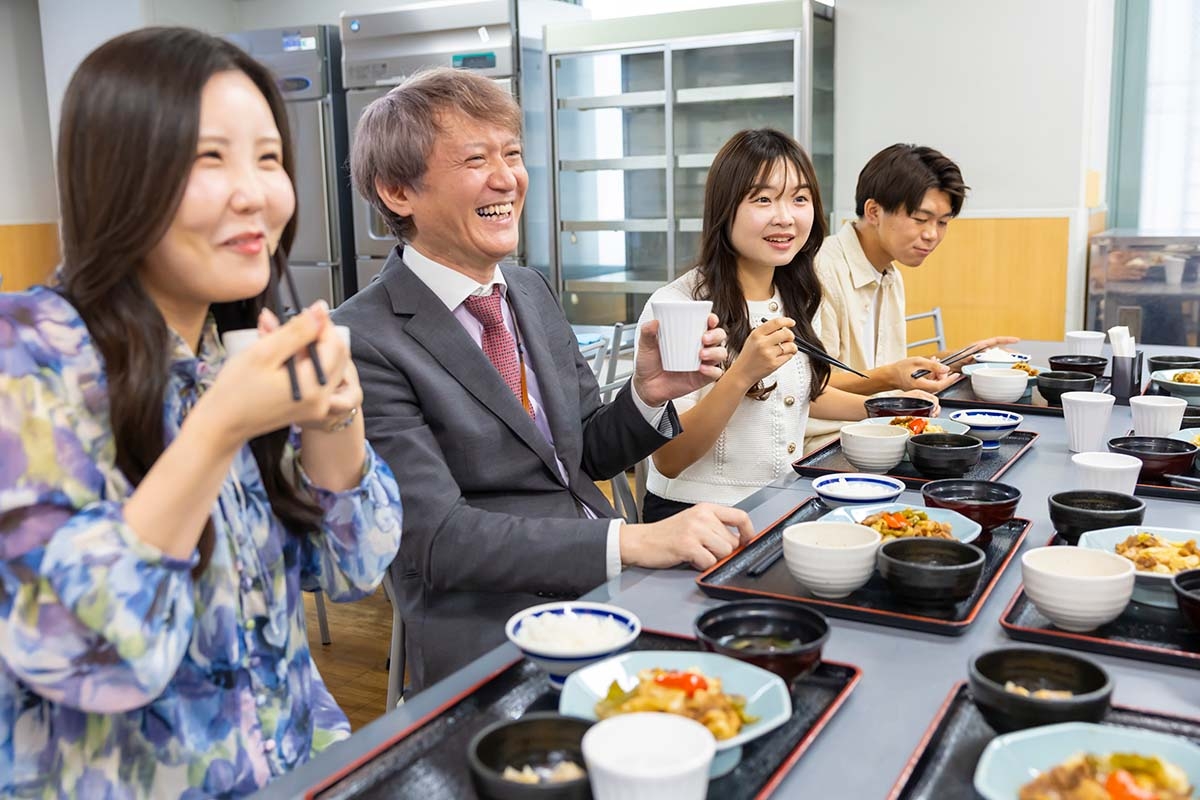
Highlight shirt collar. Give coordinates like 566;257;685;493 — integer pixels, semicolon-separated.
838;221;892;291
402;244;507;311
169;314;222;390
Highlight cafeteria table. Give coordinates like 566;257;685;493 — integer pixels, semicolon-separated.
261;341;1200;799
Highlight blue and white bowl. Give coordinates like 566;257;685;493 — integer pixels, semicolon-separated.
506;602;641;690
974;722;1200;800
812;473;906;507
949;409;1023;451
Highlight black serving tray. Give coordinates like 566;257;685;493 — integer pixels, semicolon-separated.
937;374;1112;416
309;630;861;800
695;497;1030;636
888;682;1200;799
999;533;1200;669
791;430;1038;490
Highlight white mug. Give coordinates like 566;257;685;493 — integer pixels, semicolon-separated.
1129;395;1187;437
651;300;713;372
222;324;351;358
583;713;715;800
1071;451;1142;495
1065;330;1106;357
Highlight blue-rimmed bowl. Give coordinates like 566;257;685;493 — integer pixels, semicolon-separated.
1077;525;1200;608
812;473;905;507
820;501;982;545
974;722;1200;800
558;650;791;778
948;409;1023;452
506;602;641;690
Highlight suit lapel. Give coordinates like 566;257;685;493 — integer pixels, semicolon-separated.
384;258;564;482
504;269;580;475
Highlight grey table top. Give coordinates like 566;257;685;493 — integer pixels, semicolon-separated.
261;341;1200;799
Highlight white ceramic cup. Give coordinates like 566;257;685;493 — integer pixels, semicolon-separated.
1164;255;1186;286
1065;330;1106;356
1130;395;1187;437
1070;451;1143;494
651;300;713;372
583;713;716;800
222;324;351;358
1060;390;1116;453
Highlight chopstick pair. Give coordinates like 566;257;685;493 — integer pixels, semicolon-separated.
910;344;986;380
272;261;327;401
793;335;872;379
745;540;784;577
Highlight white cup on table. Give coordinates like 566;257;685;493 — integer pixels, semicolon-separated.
1061;390;1115;453
583;712;715;800
222;324;352;358
651;300;713;372
1065;330;1106;356
1129;395;1187;437
1071;451;1143;494
1164;255;1186;286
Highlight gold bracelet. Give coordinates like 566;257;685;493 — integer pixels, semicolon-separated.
326;406;358;433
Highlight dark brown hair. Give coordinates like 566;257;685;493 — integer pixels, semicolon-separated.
56;27;322;572
854;144;969;218
351;66;524;241
693;128;830;401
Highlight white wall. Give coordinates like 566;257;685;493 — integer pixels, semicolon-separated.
234;0;422;30
0;0;57;224
833;0;1108;219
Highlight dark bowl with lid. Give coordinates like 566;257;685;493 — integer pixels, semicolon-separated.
468;713;593;800
1173;569;1200;632
1047;354;1108;378
969;647;1112;733
864;396;936;419
1047;490;1146;545
907;433;983;478
1035;371;1096;406
921;479;1022;538
694;599;830;683
1107;435;1199;480
1148;354;1200;376
876;538;985;605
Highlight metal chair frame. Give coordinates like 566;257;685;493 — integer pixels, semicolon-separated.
906;307;947;352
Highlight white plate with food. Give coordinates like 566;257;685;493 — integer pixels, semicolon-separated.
558;650;791;777
1077;526;1200;608
819;501;982;545
972;348;1032;364
974;721;1200;800
1169;427;1200;448
1151;369;1200;404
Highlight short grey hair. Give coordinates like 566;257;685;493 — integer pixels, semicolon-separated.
350;67;523;242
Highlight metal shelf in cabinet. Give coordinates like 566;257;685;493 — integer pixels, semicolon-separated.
555;81;799;112
557;153;716;172
564;271;666;294
560;219;670;232
557;89;665;111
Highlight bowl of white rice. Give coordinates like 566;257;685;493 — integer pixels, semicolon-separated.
506;602;641;689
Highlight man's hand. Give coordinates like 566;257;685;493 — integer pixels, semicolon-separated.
633;315;728;408
619;503;755;570
944;336;1021;372
886;356;958;392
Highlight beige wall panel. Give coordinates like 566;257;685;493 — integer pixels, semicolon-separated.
0;223;60;291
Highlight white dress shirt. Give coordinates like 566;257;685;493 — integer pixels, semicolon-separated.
403;245;664;578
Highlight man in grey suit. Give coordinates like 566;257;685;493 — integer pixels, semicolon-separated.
334;68;753;693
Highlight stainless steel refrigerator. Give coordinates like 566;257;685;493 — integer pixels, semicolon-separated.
340;0;587;293
227;25;356;309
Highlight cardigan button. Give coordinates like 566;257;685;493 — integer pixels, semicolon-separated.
768;301;779;312
786;442;797;454
784;395;796;406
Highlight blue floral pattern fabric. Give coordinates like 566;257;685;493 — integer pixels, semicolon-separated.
0;286;403;798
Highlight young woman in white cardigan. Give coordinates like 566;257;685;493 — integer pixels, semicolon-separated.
638;129;936;522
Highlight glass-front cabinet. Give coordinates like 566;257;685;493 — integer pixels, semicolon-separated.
545;1;834;324
1087;229;1200;346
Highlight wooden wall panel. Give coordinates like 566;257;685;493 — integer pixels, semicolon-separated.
0;223;59;291
902;217;1070;353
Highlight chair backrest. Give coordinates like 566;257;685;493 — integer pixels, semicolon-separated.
906;307;946;352
598;323;636;404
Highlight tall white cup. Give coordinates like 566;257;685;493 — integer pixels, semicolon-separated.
583;713;716;800
651;300;713;372
1065;330;1106;356
1071;451;1143;495
1130;395;1187;437
1061;390;1116;453
222;324;351;358
1164;255;1186;286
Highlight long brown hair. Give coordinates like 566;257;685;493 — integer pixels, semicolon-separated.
56;27;322;572
693;129;830;401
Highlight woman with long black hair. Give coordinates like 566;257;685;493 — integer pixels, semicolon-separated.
638;129;935;522
0;27;402;797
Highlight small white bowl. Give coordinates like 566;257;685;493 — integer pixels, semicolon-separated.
812;473;906;508
782;521;882;599
505;602;641;689
1021;547;1134;632
839;423;910;473
948;409;1023;451
969;368;1029;403
582;712;715;799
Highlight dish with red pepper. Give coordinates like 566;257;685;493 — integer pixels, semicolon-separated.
593;667;758;740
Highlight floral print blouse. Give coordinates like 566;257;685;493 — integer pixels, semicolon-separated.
0;287;404;798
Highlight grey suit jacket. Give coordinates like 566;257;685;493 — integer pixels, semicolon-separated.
332;247;677;691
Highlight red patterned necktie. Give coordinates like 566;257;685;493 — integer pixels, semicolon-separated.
462;287;535;419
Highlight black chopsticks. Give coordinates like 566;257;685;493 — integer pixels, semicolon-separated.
273;261;326;401
745;540;784;577
793;335;872;379
910;344;986;380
